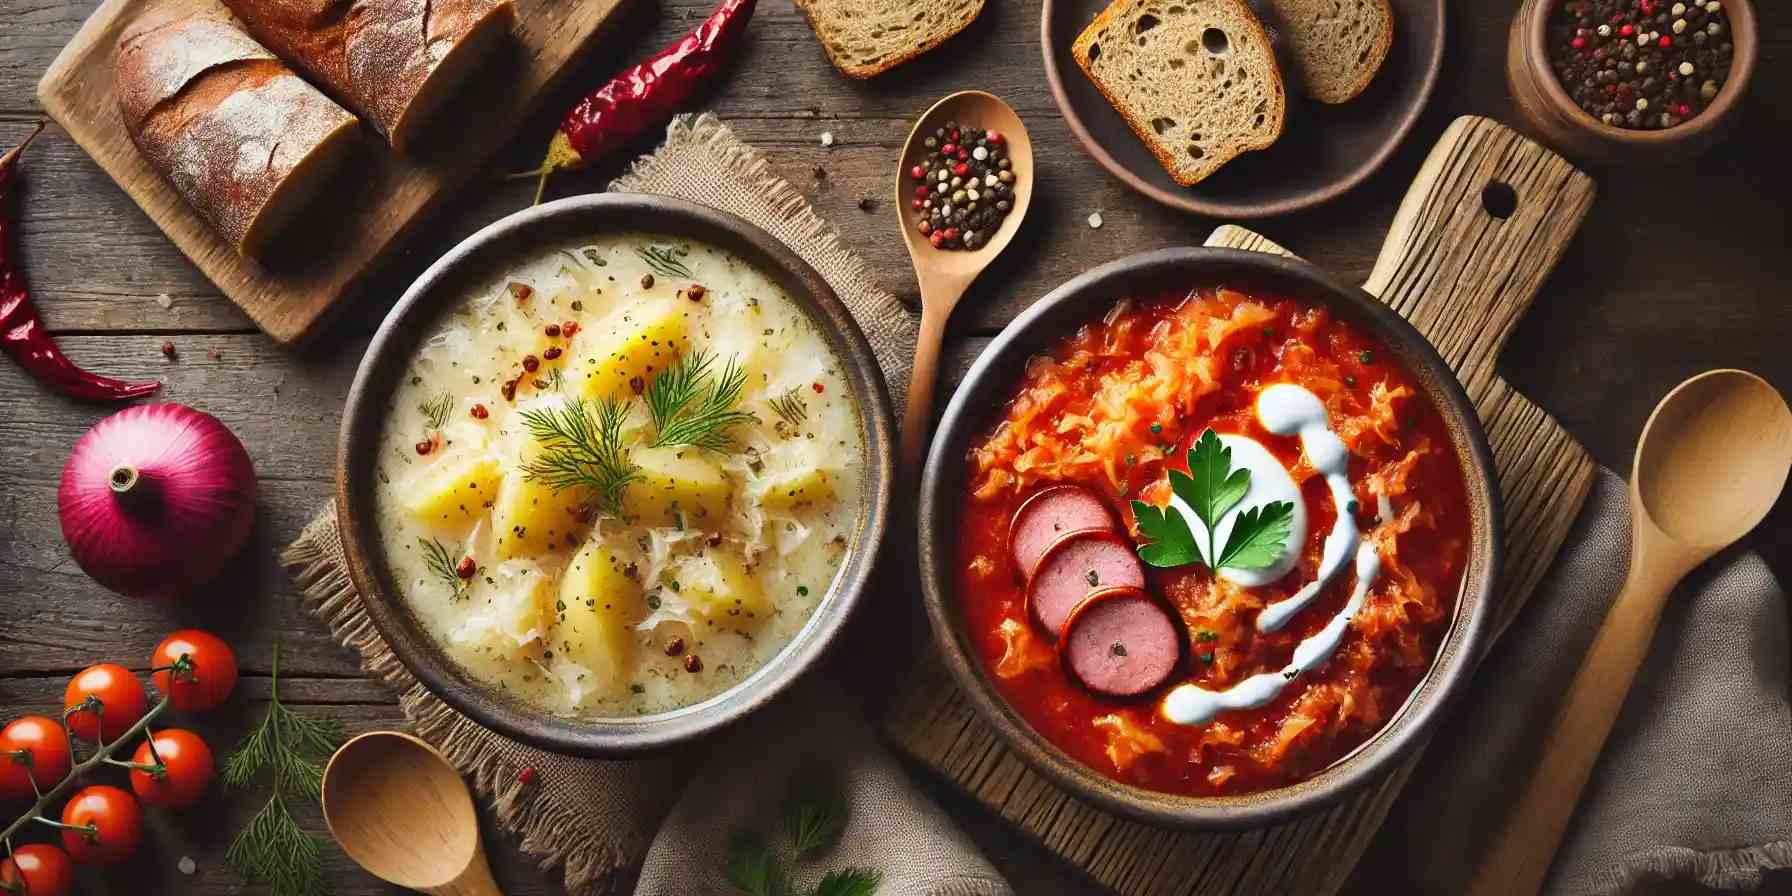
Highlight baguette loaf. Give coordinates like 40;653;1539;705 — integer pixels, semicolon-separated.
1073;0;1286;186
219;0;516;151
793;0;985;79
116;14;358;259
1258;0;1393;103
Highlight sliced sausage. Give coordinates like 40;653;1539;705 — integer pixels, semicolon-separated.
1060;587;1181;698
1009;485;1116;580
1027;531;1145;637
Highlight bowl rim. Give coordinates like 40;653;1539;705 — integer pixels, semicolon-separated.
918;247;1502;829
335;193;895;757
1039;0;1448;219
1518;0;1757;146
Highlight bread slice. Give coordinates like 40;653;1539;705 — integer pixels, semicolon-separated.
793;0;985;79
220;0;516;151
1258;0;1393;103
1073;0;1287;186
115;14;359;258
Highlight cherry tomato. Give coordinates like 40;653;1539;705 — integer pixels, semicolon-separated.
63;664;147;743
0;716;72;801
0;844;75;896
129;729;214;810
59;785;143;866
150;630;238;713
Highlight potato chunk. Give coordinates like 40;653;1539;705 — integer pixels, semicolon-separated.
573;301;692;400
554;540;645;688
673;547;772;626
404;454;502;530
760;468;835;515
490;469;590;559
622;446;731;529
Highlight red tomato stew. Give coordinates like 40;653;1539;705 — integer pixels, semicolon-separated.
956;286;1471;796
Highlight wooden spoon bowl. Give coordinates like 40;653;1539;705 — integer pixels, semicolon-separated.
322;731;498;895
895;91;1034;475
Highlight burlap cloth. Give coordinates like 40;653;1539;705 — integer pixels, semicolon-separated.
282;116;1792;896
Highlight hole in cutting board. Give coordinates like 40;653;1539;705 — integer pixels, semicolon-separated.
1481;182;1518;219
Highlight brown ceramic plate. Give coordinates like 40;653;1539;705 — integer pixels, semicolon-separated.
337;195;894;757
1042;0;1446;218
919;247;1500;828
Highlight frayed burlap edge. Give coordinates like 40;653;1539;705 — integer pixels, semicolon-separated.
1597;840;1792;894
281;513;634;895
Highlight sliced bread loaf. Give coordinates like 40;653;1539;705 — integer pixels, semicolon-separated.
793;0;985;79
1259;0;1393;103
115;14;358;258
1072;0;1286;186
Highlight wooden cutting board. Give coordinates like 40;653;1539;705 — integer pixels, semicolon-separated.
883;116;1599;895
35;0;629;347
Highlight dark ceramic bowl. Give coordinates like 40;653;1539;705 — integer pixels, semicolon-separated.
919;248;1501;828
1041;0;1446;218
1507;0;1757;167
337;195;894;757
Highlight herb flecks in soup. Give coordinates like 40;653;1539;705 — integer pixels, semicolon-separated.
376;234;864;718
959;287;1470;795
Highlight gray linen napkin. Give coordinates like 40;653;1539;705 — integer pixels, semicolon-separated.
1350;468;1792;895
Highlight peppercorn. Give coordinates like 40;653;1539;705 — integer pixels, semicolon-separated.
683;654;703;673
470;403;489;419
905;124;1020;251
1548;0;1731;129
455;556;477;579
543;347;562;361
687;284;707;302
641;273;655;289
665;637;686;656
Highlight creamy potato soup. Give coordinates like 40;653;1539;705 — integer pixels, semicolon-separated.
373;233;864;718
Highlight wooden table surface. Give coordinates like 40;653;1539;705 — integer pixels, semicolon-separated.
1;0;1787;892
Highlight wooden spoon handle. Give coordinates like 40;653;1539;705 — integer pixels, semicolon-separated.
1464;524;1692;896
899;302;953;478
428;845;502;896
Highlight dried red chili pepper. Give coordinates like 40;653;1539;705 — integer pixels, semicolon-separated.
1;124;159;402
526;0;757;202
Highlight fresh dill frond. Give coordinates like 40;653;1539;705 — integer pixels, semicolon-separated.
726;832;780;896
809;869;883;896
520;397;640;514
636;244;693;280
646;349;756;453
769;389;809;427
419;392;454;431
786;791;848;859
546;366;566;393
418;537;469;600
223;644;343;896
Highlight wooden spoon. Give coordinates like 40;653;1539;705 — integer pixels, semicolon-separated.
895;90;1034;476
322;731;500;895
1467;369;1792;896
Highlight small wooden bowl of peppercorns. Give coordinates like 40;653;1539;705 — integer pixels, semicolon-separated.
1508;0;1757;165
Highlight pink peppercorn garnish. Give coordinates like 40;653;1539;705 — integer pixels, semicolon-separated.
415;440;433;455
544;347;563;361
562;320;579;337
471;404;489;419
517;767;538;786
812;382;825;394
544;323;561;338
522;355;540;372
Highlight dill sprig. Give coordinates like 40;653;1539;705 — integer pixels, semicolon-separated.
223;643;344;896
646;349;756;453
635;244;693;280
727;832;781;896
786;791;847;859
520;397;640;515
812;870;883;896
419;536;469;600
419;392;454;431
769;389;809;427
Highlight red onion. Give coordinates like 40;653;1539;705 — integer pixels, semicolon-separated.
57;404;256;600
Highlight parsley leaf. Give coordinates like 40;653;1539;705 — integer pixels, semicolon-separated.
1215;500;1296;570
1178;429;1251;564
1131;499;1202;568
1131;427;1296;574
